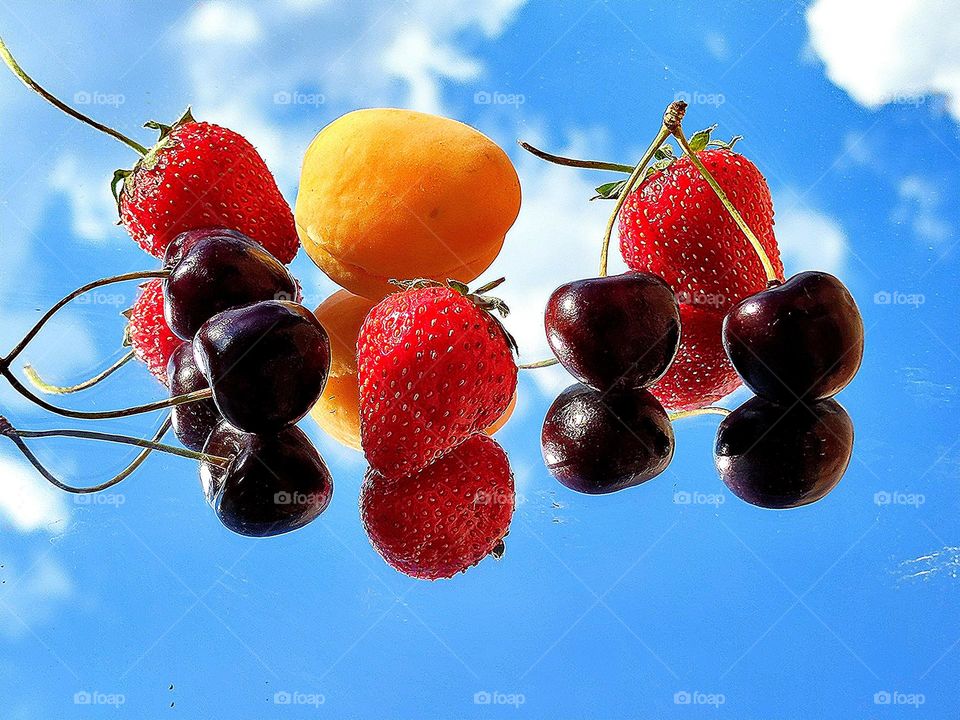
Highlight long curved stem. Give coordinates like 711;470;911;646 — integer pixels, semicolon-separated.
1;416;226;465
519;358;559;370
2;369;210;420
518;141;635;173
0;415;228;494
19;416;171;494
24;352;134;395
669;406;731;421
598;123;673;276
665;111;778;284
2;269;168;367
0;37;147;155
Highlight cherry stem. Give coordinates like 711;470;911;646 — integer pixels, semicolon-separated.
664;105;779;284
0;415;229;494
0;36;147;155
598;105;682;277
518;141;635;173
668;406;731;421
13;416;171;494
1;369;211;420
519;358;559;370
24;351;134;395
1;269;169;367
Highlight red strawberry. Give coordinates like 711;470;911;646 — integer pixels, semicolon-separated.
618;143;784;313
114;110;299;263
649;303;741;411
126;279;183;385
617;132;785;409
360;434;514;580
357;279;518;478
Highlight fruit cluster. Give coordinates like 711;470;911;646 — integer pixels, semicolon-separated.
0;39;867;583
529;101;863;509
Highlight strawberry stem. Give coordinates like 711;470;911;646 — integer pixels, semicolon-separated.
1;369;212;420
0;414;230;495
598;105;681;276
24;351;134;395
0;36;148;155
668;406;730;421
663;105;779;284
518;141;635;173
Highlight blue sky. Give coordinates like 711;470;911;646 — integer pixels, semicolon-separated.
0;0;958;717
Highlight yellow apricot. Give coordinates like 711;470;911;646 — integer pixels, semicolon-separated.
295;108;521;300
309;290;373;451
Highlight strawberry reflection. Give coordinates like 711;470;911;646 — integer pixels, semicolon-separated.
360;434;514;580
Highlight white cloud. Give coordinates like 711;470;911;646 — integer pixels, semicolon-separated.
488;131;623;395
0;453;69;533
382;25;482;115
806;0;960;118
773;199;848;276
184;1;263;44
48;154;119;243
894;175;952;243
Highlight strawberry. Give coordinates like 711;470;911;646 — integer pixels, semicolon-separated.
126;279;183;386
357;279;518;478
360;434;514;580
114;110;299;264
615;129;785;409
649;303;741;411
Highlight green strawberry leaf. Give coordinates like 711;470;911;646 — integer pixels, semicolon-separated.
591;179;629;201
644;157;674;179
653;144;675;161
687;125;718;153
708;134;743;151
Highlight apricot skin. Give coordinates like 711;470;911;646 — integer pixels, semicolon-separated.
295;109;521;300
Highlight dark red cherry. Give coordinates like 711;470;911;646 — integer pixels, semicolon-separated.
193;300;330;434
162;227;253;270
723;271;864;402
541;383;674;494
200;421;333;537
545;272;680;392
167;343;220;451
714;396;853;509
163;230;297;340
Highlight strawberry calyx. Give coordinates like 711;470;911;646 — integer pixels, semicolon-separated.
110;107;197;209
389;277;519;354
591;125;743;200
